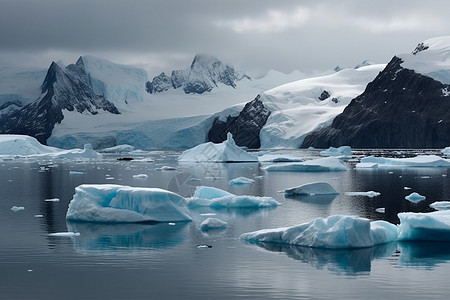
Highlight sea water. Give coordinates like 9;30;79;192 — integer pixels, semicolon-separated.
1;149;450;299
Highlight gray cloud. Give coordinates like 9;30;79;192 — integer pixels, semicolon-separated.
1;0;450;76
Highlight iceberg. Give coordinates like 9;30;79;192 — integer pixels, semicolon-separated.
397;210;450;241
284;182;339;196
263;157;348;172
187;186;280;209
405;192;426;203
228;177;255;185
10;205;25;212
66;184;192;223
430;201;450;211
320;146;352;157
442;146;450;156
257;153;303;162
240;215;397;249
0;135;102;159
100;144;135;153
200;218;227;231
356;155;450;168
178;133;258;162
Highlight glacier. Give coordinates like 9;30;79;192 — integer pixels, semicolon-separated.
66;184;192;223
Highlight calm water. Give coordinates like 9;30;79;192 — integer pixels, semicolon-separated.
1;150;450;299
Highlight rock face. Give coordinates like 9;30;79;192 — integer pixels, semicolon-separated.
146;54;250;94
0;58;119;144
302;56;450;148
208;95;271;148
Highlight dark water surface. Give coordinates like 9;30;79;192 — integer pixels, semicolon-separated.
1;150;450;299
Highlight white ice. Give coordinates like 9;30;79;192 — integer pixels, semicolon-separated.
10;206;25;212
200;218;227;231
263;157;348;172
345;191;381;197
240;215;397;249
0;135;102;159
442;146;450;156
319;146;352;157
100;144;135;153
229;177;255;185
356;155;450;168
178;132;258;162
48;232;80;237
284;182;339;196
430;201;450;211
187;186;280;209
397;210;450;241
405;192;426;203
66;184;192;223
133;174;148;179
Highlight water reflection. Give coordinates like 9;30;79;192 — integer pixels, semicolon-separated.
66;221;188;253
247;242;397;276
398;241;450;268
284;194;338;205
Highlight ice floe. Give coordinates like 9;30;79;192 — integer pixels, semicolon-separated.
405;192;426;203
356;155;450;168
430;201;450;211
257;153;303;162
178;132;258;162
240;215;397;249
284;182;339;196
345;191;381;198
48;232;80;237
200;218;227;231
10;205;25;212
66;184;192;223
263;157;348;172
229;177;255;185
397;210;450;241
319;146;352;157
442;146;450;156
187;186;280;209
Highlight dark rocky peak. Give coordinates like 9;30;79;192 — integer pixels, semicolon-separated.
41;61;65;93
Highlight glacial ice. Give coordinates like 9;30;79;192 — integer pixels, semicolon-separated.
263;157;348;172
284;182;339;196
187;186;280;209
356;155;450;168
240;215;398;249
430;201;450;211
320;146;352;157
229;177;255;185
397;210;450;241
200;218;227;231
66;184;192;223
0;135;102;159
405;192;426;203
178;133;258;162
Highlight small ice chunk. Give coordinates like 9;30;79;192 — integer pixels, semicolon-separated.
355;162;378;168
429;201;450;211
160;166;176;171
69;171;84;175
133;174;148;179
48;232;80;237
404;186;412;190
11;205;25;212
34;214;44;218
345;191;381;197
284;182;339;196
375;207;386;213
442;146;450;156
45;198;60;202
405;192;426;203
319;146;352;157
200;218;227;231
229;177;255;185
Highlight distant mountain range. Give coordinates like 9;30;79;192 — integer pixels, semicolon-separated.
1;37;449;149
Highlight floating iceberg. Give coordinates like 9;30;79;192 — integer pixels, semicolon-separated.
187;186;280;209
257;153;303;162
0;135;102;159
263;157;348;172
397;210;450;241
442;146;450;156
405;192;426;203
430;201;450;211
345;191;381;198
10;205;25;212
284;182;339;196
100;144;135;153
200;218;227;231
356;155;450;168
320;146;352;157
240;215;397;249
66;184;192;223
229;177;255;185
178;133;258;162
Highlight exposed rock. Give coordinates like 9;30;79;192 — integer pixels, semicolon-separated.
302;56;450;148
318;90;330;101
208;95;271;149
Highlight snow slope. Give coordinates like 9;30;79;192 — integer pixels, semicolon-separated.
259;64;385;148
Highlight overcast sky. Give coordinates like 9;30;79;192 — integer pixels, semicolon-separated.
1;0;450;77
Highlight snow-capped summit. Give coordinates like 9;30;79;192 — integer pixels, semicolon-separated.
146;54;251;94
400;36;450;84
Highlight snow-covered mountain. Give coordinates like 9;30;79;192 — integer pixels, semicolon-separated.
302;36;450;148
146;54;251;94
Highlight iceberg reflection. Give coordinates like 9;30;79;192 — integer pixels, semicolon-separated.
67;221;188;252
398;241;450;268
